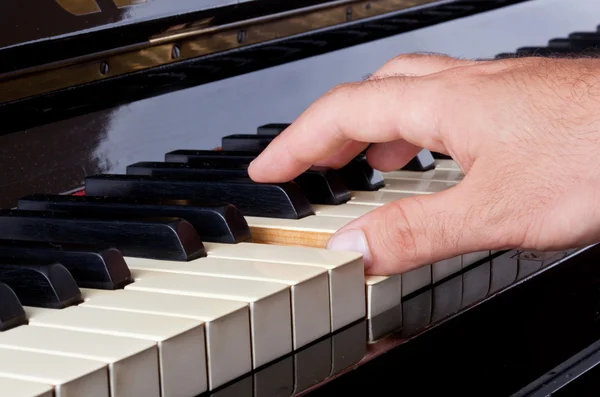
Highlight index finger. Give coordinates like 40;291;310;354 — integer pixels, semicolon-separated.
248;75;441;183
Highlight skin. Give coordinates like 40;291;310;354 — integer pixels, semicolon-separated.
248;53;600;275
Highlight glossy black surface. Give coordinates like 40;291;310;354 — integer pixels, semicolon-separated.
0;0;334;72
0;240;132;290
0;0;531;135
0;283;28;331
129;160;351;205
0;259;82;309
18;194;252;244
0;209;205;261
85;174;315;219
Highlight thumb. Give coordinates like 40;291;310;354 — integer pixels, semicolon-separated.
326;177;497;275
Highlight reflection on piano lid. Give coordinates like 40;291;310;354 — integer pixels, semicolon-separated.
0;0;531;134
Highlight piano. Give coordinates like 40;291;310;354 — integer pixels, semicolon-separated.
1;0;600;395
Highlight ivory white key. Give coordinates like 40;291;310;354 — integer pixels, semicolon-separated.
125;269;292;368
124;256;330;350
24;305;207;397
382;169;464;183
432;257;463;283
245;214;351;248
80;288;251;389
312;204;374;218
0;325;159;397
347;190;414;206
402;265;431;297
365;275;402;319
0;376;53;397
462;251;491;268
0;347;108;397
203;242;365;331
380;179;457;194
434;159;462;171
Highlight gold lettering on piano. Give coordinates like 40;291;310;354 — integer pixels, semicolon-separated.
55;0;146;15
55;0;101;15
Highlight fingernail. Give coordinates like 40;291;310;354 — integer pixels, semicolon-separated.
326;229;372;268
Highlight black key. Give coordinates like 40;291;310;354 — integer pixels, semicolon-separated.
569;32;600;41
401;149;435;171
257;123;290;135
0;259;82;309
0;209;205;261
0;240;132;290
339;154;385;191
165;149;257;168
127;161;351;205
515;47;570;57
431;152;452;160
85;174;314;219
222;134;275;152
0;282;27;331
18;194;251;244
222;132;435;175
167;147;384;191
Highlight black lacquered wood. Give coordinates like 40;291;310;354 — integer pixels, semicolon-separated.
128;160;351;205
85;174;314;219
0;259;82;309
18;194;251;244
0;282;28;331
0;240;132;290
0;209;205;262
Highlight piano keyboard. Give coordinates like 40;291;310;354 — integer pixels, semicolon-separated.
0;136;496;397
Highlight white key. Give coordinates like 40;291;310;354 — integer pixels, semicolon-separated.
462;251;491;268
382;169;464;183
245;215;350;247
245;215;349;234
402;265;431;297
0;325;159;397
25;305;207;397
312;204;374;218
0;347;108;397
125;269;292;368
365;275;402;319
80;288;250;389
0;376;53;397
125;256;330;350
432;256;462;283
348;190;414;206
204;242;366;331
381;179;456;194
434;159;462;171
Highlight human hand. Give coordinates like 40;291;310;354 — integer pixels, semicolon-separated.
248;54;600;275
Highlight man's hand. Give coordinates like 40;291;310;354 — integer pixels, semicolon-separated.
248;54;600;275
